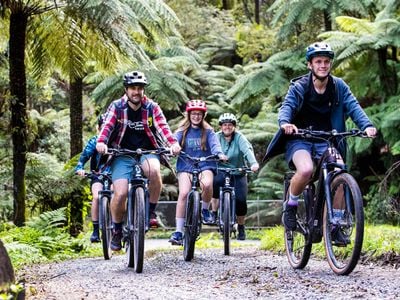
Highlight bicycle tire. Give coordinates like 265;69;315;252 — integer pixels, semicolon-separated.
183;191;200;261
99;194;112;260
323;173;364;275
284;187;312;269
222;192;231;256
133;187;145;273
126;187;135;268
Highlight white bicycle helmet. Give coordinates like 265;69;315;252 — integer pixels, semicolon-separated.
218;113;237;125
123;71;148;87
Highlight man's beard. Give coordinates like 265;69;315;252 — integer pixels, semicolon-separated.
127;96;141;105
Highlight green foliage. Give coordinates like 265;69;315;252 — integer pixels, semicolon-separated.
1;208;90;269
235;24;277;63
260;224;400;261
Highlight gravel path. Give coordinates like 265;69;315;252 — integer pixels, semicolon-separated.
18;239;399;300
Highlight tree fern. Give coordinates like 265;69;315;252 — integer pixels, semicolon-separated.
25;208;67;233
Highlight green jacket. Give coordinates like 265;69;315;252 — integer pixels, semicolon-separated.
217;130;257;173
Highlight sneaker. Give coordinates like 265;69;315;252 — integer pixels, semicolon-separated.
210;211;217;225
149;211;160;228
90;231;101;243
110;229;123;251
237;225;246;240
202;209;213;225
282;201;297;231
168;231;183;246
331;226;350;247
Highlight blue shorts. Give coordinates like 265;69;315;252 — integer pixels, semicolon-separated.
111;154;159;181
285;139;328;166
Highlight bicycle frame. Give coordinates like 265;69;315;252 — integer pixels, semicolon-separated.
97;173;113;230
305;146;347;243
217;167;252;227
178;151;219;261
129;163;149;229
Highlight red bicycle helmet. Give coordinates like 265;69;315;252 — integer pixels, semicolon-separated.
186;99;207;112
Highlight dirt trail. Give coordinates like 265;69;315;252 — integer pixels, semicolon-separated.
18;240;399;300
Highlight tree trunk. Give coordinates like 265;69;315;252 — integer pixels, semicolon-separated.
69;75;84;236
9;11;28;226
323;10;332;31
0;240;14;285
69;76;83;158
377;47;397;96
255;0;260;24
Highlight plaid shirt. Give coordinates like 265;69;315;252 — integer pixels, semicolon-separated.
97;95;177;148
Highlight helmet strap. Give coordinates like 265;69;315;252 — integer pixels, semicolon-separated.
311;69;329;82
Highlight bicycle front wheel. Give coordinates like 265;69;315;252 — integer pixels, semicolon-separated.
323;173;364;275
222;192;231;256
183;191;200;262
99;194;112;260
133;187;146;273
284;188;312;269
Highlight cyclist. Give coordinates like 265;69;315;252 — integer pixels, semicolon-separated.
75;114;109;243
169;100;227;245
209;113;259;240
96;71;181;251
264;42;377;244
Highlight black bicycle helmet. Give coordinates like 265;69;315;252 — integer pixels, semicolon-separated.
306;42;334;61
123;71;148;87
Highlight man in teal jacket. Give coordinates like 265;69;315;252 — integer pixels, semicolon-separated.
264;42;376;244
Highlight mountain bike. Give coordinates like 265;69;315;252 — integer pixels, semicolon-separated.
85;171;113;260
216;166;252;255
178;151;219;261
283;128;369;275
107;147;171;273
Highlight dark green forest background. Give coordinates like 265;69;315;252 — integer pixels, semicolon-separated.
0;0;399;234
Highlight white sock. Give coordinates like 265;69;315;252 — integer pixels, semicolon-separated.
176;218;185;233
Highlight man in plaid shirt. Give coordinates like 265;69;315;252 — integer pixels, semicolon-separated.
96;71;181;251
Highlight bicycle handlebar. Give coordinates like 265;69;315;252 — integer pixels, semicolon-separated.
178;151;220;163
83;171;112;182
293;128;368;139
106;147;173;157
217;166;252;175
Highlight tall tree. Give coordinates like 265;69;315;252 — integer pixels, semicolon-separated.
0;0;63;226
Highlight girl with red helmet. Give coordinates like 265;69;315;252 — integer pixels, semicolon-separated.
169;100;227;245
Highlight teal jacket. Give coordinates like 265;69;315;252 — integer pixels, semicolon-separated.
264;72;374;162
217;130;257;173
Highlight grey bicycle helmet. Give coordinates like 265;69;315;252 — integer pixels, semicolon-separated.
218;113;237;126
123;71;148;87
306;42;334;61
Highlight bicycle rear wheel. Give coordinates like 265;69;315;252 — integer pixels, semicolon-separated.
222;192;231;256
99;194;112;260
323;173;364;275
284;187;312;269
183;191;200;261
